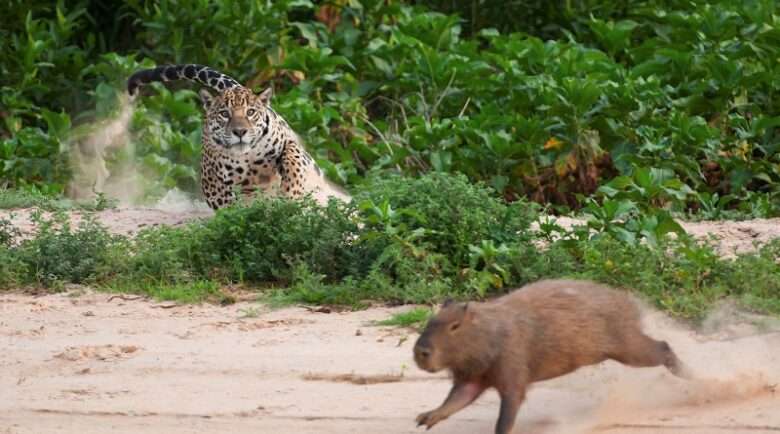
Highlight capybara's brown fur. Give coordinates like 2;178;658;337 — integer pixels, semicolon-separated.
412;279;691;434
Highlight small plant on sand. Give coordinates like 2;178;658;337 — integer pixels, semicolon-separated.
376;307;433;330
238;306;263;319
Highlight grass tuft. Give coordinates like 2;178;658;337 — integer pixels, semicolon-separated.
376;307;433;330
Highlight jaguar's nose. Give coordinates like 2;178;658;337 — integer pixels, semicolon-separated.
232;128;247;138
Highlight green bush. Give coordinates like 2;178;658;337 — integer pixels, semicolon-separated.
722;240;780;314
0;217;24;288
129;195;359;284
16;211;126;286
190;195;359;283
0;173;777;320
125;172;536;295
355;172;537;263
118;172;539;303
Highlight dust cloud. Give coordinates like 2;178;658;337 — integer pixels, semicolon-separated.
154;188;211;213
65;92;207;211
66;92;139;205
577;305;780;433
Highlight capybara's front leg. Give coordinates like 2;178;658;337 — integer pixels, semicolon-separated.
416;381;486;430
494;386;526;434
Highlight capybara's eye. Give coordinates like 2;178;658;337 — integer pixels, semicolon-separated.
449;322;461;332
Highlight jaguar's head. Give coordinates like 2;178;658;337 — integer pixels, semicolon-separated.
199;86;274;152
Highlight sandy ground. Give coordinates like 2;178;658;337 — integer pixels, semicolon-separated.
1;206;780;433
1;290;779;434
0;206;214;239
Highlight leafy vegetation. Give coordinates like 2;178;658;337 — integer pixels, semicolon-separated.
1;1;779;320
126;173;537;302
0;188;116;211
0;173;778;321
2;0;779;217
14;211;126;286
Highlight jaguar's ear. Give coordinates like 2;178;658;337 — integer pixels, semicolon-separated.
199;88;214;109
256;87;273;105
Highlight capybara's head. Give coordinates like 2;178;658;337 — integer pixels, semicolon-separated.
413;300;475;373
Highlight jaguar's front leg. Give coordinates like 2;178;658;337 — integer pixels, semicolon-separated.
278;144;310;199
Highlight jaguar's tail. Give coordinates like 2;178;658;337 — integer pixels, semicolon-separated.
127;64;241;96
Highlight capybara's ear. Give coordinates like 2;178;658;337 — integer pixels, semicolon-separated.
461;302;474;321
442;298;455;307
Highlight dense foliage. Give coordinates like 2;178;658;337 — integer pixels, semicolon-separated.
1;1;779;317
0;173;778;319
2;0;779;217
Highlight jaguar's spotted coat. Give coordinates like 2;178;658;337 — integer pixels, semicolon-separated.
127;64;349;210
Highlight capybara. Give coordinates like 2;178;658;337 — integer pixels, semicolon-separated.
412;279;691;434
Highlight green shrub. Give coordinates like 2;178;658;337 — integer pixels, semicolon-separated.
130;195;359;284
355;172;537;263
722;240;780;314
4;0;780;217
376;307;432;329
125;224;206;283
0;245;24;289
0;174;777;321
0;217;24;288
16;211;127;286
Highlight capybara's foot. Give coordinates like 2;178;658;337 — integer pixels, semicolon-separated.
666;355;695;379
416;409;446;430
659;342;694;379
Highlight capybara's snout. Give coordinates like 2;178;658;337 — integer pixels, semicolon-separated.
413;336;438;372
414;341;433;371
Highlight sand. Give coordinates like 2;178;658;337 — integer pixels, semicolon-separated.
0;286;778;434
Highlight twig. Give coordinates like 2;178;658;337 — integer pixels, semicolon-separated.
107;295;144;302
457;97;471;118
430;69;457;119
300;305;332;314
360;114;395;158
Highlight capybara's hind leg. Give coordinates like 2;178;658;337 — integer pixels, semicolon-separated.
495;387;527;434
658;340;694;379
611;333;692;379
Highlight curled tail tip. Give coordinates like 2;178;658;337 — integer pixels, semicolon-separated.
127;80;139;97
126;89;138;103
126;68;150;96
126;66;167;96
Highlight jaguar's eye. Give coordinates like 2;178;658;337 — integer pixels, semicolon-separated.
219;110;230;119
246;108;256;117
